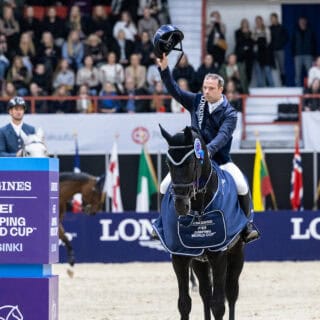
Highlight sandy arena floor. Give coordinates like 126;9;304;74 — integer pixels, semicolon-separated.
53;261;320;320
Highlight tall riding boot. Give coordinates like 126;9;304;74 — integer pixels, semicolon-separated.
238;192;260;243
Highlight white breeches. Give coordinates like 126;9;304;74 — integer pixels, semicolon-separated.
160;162;248;195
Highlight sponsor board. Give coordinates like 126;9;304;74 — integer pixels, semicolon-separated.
59;211;320;263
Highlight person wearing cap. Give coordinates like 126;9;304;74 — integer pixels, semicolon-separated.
0;96;35;157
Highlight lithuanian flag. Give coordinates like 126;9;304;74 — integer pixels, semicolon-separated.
252;140;276;211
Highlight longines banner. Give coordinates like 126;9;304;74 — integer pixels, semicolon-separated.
0;113;243;155
59;211;320;263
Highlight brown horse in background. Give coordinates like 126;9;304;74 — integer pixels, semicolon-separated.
59;172;105;266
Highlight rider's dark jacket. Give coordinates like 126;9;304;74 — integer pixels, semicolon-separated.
0;123;35;157
160;67;237;165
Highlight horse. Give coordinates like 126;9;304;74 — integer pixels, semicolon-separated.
59;172;105;266
20;130;106;267
153;125;250;320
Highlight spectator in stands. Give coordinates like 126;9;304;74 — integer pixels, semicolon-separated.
41;6;66;48
76;84;93;113
113;11;137;42
32;63;51;94
252;15;274;87
307;56;320;88
195;53;219;92
234;18;254;85
99;51;125;93
29;82;48;113
84;33;108;67
0;4;20;59
146;57;162;93
16;32;36;74
121;76;150;112
88;5;114;43
36;31;60;82
65;5;90;40
0;34;10;80
125;53;146;89
0;96;36;156
134;31;154;68
224;79;243;112
172;54;196;92
269;12;289;86
61;30;84;71
0;81;16;113
98;82;121;113
76;55;100;96
303;78;320;111
111;29;135;67
206;10;227;68
219;53;248;93
171;78;188;113
52;59;75;94
19;5;41;45
292;16;316;87
111;0;139;25
150;80;170;112
7;55;32;96
49;84;75;113
137;7;159;40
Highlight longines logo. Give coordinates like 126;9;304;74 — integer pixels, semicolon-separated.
291;217;320;240
0;181;31;191
0;305;23;320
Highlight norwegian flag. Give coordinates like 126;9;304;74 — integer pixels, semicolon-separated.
104;141;123;212
290;136;303;210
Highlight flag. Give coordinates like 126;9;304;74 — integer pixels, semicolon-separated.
252;140;276;211
72;135;82;213
290;136;303;210
105;141;123;212
136;145;158;212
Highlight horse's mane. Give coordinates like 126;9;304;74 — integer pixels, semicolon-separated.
59;172;95;182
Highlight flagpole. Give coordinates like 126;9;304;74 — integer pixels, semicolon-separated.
157;150;162;212
105;152;110;212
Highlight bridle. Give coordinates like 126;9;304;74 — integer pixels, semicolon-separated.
22;139;49;157
166;143;213;202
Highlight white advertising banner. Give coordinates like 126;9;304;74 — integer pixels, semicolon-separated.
0;113;243;155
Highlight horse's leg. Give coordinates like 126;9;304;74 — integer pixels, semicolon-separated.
59;223;75;266
207;252;228;320
172;255;192;320
191;259;212;320
226;241;245;320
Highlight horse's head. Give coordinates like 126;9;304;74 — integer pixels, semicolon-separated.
22;128;49;157
81;174;105;215
160;125;211;215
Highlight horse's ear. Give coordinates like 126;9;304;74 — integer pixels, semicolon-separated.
36;127;45;141
159;124;173;144
184;127;193;143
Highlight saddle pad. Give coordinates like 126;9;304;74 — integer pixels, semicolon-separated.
178;210;226;249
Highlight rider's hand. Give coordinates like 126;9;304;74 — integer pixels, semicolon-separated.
16;149;23;157
156;53;168;71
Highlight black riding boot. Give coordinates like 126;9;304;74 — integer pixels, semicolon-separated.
238;192;260;243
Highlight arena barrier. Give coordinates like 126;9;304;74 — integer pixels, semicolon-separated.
0;158;59;320
59;210;320;263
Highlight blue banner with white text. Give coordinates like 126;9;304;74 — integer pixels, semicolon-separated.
59;211;320;263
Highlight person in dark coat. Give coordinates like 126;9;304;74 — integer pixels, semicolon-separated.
157;53;259;243
0;96;35;156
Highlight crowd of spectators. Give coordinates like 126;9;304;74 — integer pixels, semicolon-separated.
0;1;319;113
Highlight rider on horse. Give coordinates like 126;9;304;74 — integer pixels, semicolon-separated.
154;25;259;243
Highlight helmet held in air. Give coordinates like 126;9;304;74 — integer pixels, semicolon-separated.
7;96;27;111
153;24;184;58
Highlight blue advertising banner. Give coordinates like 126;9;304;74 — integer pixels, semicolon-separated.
59;210;320;263
0;158;59;264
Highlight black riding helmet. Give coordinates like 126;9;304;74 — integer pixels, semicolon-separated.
153;24;184;58
7;96;27;111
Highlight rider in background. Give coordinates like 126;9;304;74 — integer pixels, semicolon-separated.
0;96;35;157
157;53;259;243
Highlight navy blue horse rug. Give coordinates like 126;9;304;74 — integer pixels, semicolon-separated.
153;163;250;256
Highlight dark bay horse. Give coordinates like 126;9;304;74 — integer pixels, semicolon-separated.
59;172;105;266
154;126;249;320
